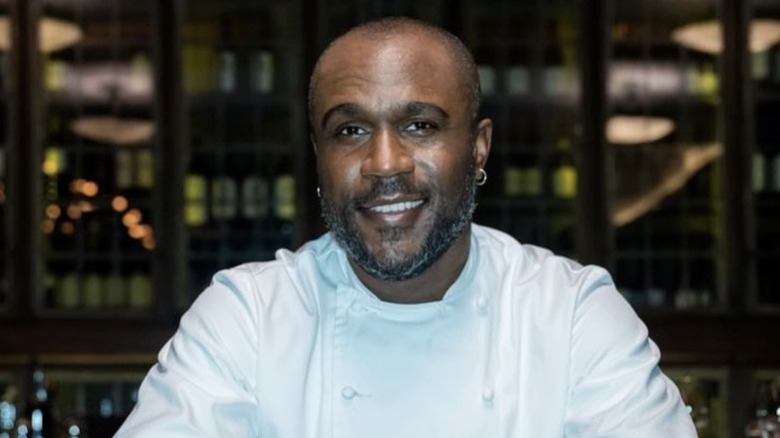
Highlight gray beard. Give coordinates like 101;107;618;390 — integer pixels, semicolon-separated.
321;171;477;282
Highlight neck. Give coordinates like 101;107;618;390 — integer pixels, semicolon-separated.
350;230;472;304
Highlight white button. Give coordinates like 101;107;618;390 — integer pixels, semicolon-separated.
476;296;488;310
482;388;494;404
341;386;358;400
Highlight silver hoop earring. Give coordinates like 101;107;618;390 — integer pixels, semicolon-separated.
475;168;487;186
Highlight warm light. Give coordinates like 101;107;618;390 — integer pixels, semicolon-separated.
70;116;155;145
122;209;142;227
70;178;85;193
607;116;676;145
80;181;99;197
142;235;156;250
41;219;55;234
128;224;152;240
42;148;65;176
672;19;780;54
612;142;723;226
60;221;75;235
0;16;83;53
66;203;82;220
78;200;95;212
111;196;129;212
45;204;61;219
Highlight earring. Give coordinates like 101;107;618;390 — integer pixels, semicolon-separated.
475;168;488;186
316;187;321;198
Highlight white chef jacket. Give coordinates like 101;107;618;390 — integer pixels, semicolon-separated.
115;224;697;437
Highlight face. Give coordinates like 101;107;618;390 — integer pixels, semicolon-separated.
311;31;491;281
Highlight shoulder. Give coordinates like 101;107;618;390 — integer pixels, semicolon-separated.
191;233;347;317
472;223;611;294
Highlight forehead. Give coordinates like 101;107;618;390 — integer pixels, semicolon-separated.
312;31;466;121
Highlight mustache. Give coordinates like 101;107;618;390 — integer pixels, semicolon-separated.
352;175;422;206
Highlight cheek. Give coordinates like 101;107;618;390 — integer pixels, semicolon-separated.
318;153;362;195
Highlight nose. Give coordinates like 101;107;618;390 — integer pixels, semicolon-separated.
361;128;414;178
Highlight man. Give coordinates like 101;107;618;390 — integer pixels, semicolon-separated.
116;17;696;437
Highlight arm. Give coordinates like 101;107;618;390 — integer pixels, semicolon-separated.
115;267;261;437
563;269;697;437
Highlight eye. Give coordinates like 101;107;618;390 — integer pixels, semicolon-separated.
404;121;437;135
335;125;368;137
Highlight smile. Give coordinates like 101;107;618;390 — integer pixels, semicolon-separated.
369;199;424;214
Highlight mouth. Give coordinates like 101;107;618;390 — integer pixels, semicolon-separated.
360;196;427;227
368;199;425;214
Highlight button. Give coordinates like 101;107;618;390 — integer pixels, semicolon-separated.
482;388;495;404
476;296;488;310
341;386;358;400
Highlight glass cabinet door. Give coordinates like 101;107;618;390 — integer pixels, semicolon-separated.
607;0;724;312
463;0;580;258
0;2;7;312
40;0;156;316
181;0;305;301
666;367;729;438
751;1;780;310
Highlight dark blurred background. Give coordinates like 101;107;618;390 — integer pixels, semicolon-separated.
0;0;778;436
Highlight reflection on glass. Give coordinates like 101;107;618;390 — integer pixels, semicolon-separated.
608;0;723;312
459;0;580;257
0;4;7;312
667;368;728;438
40;0;156;315
182;0;304;303
752;2;780;309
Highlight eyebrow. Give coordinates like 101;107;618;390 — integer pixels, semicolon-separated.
319;101;450;130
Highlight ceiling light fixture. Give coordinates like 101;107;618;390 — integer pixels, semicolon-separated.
70;116;155;145
607;115;676;145
0;16;83;53
672;19;780;54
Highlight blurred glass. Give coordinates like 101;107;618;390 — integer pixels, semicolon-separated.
667;367;729;438
607;0;724;312
751;1;780;309
39;0;156;316
181;0;305;302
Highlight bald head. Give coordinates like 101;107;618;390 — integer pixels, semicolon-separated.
308;17;481;128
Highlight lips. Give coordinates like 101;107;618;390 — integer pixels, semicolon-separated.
369;199;424;214
360;196;426;227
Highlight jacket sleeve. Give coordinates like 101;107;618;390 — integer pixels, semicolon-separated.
563;268;698;438
114;267;261;437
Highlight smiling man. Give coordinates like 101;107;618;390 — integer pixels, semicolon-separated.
115;17;697;438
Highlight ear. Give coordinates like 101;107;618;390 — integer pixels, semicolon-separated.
473;118;492;171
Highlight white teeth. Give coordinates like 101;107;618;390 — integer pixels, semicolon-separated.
370;200;423;214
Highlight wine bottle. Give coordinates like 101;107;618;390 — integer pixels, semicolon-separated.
552;137;577;199
211;176;238;221
82;272;103;309
128;271;153;310
24;368;54;438
250;49;274;93
753;152;767;192
745;378;780;437
0;385;17;437
241;174;269;220
218;49;237;93
104;272;127;309
274;174;295;221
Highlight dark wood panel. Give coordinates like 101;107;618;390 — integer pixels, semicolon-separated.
645;314;780;366
0;319;177;355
